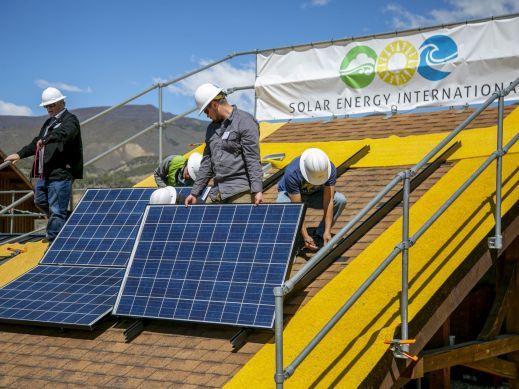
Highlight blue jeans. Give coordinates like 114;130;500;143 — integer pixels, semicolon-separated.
276;190;347;237
34;178;73;241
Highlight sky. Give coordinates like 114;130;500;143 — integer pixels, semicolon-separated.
1;0;518;118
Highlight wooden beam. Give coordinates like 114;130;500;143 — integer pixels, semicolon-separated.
422;335;519;373
463;357;517;379
262;167;285;192
426;319;451;388
406;335;519;379
335;145;370;177
478;261;517;341
505;238;519;388
378;211;519;389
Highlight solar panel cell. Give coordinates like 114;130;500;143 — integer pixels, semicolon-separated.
0;265;125;329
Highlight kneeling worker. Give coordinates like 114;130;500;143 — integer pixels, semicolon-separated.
154;152;203;188
276;148;347;251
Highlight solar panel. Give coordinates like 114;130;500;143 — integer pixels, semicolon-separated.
0;187;205;330
113;203;304;328
0;265;125;329
41;187;194;267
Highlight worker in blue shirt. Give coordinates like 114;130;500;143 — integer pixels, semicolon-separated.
277;148;347;251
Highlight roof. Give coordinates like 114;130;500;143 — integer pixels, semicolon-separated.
0;104;517;387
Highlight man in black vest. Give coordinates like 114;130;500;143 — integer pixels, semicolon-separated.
5;87;83;242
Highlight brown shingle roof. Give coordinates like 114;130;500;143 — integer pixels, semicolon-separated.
0;105;511;387
263;105;516;143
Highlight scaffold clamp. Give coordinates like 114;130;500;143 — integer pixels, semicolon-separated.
384;339;418;362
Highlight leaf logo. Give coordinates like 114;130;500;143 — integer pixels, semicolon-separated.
339;46;378;89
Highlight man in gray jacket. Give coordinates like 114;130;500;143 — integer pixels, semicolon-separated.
184;84;263;205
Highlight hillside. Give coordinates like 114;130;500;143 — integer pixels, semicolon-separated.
0;105;208;186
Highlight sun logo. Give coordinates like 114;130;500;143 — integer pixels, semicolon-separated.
376;40;419;86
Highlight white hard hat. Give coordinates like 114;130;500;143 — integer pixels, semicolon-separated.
150;186;177;204
299;148;332;185
40;87;66;107
187;152;203;180
194;83;223;114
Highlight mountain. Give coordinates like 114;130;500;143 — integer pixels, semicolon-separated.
0;105;208;186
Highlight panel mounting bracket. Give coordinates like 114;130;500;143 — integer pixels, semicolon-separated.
230;327;253;351
124;319;144;343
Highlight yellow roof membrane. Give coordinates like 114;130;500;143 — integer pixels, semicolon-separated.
226;152;519;388
0;242;47;288
261;106;519;169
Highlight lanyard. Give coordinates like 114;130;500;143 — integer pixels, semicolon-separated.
37;117;58;176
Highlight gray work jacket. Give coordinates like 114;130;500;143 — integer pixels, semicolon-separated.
191;106;263;200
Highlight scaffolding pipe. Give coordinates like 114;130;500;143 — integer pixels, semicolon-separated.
82;83;246;168
400;170;411;352
9;193;14;233
163;107;198;125
0;213;45;218
162;53;257;88
275;131;517;382
504;77;519;95
0;190;33;195
256;13;519;55
1;226;46;244
283;246;403;378
274;76;519;385
158;84;164;164
0;192;34;215
80;84;158;127
411;133;518;245
84;106;197;167
411;93;497;174
0;161;12;171
274;287;285;389
491;93;505;249
282;173;403;294
226;85;255;93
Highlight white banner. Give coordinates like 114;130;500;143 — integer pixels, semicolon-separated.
255;17;519;121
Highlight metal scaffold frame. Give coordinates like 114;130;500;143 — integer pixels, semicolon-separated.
273;77;519;388
2;12;518;238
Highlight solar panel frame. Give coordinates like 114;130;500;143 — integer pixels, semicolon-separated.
40;187;198;268
113;203;305;329
0;265;125;329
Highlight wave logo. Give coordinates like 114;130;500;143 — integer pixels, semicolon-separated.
418;35;458;81
339;34;458;88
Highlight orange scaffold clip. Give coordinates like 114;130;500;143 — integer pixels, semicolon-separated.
7;247;27;254
384;339;418;362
